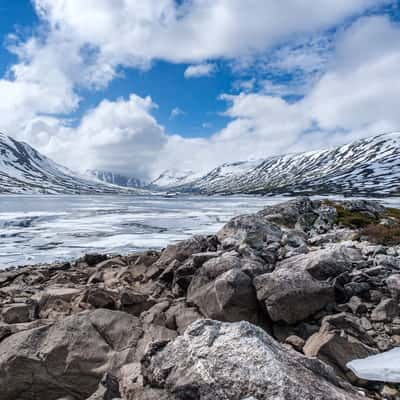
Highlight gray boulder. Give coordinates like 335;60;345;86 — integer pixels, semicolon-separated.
0;309;174;400
217;214;282;249
126;319;365;400
387;274;400;301
188;268;261;325
304;313;377;380
1;302;37;324
156;235;217;266
254;246;361;324
371;298;399;322
258;197;319;231
255;267;334;324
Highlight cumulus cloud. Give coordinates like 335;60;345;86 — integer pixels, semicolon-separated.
34;0;389;66
184;63;216;78
0;1;398;181
27;95;167;180
154;15;400;174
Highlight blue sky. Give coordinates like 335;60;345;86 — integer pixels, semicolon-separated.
0;1;399;179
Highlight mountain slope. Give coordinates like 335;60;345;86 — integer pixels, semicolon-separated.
150;169;205;188
159;133;400;196
85;169;145;188
0;133;139;194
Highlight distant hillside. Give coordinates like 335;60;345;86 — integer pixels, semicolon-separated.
0;133;141;194
153;133;400;196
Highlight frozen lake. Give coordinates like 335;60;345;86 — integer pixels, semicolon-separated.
0;194;282;268
1;194;399;268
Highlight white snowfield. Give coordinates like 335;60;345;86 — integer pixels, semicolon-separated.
347;347;400;383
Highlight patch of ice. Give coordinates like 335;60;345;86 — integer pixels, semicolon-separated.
347;347;400;383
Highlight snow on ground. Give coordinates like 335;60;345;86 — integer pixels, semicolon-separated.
347;348;400;383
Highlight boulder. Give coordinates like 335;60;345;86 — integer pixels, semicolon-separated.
165;302;202;334
84;287;117;309
126;319;365;400
0;309;152;400
254;259;335;324
84;254;108;266
156;235;217;266
188;268;261;324
298;246;357;281
341;199;385;215
258;197;319;231
1;302;37;324
371;299;399;322
119;288;155;316
217;214;282;249
313;205;338;233
304;313;377;379
34;287;83;319
374;255;400;269
387;274;400;301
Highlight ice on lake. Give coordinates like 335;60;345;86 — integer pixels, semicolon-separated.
0;194;279;268
1;194;399;269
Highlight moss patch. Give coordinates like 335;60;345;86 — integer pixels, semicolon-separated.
334;204;377;229
361;224;400;246
322;200;400;244
385;207;400;220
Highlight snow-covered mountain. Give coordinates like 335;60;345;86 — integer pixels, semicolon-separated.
155;133;400;196
85;169;145;188
0;133;140;194
150;169;205;188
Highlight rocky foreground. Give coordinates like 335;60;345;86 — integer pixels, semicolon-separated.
1;198;400;400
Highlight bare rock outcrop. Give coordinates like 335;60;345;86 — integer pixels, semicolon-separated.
127;319;366;400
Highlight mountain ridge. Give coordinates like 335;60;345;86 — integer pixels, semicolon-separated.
0;133;141;194
85;169;145;188
154;132;400;196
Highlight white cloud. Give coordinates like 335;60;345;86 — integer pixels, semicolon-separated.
34;0;389;65
0;2;398;181
26;95;167;180
154;15;400;174
170;107;185;119
184;63;216;78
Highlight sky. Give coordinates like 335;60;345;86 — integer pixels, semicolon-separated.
0;0;399;181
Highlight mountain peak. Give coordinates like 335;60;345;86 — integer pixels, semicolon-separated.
0;134;141;194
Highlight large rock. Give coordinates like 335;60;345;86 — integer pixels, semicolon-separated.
156;235;218;266
217;214;282;249
258;197;320;231
387;274;400;301
1;302;37;324
0;308;175;400
254;250;343;324
188;268;261;324
125;319;366;400
254;246;361;324
286;246;358;281
371;298;399;322
34;287;83;319
341;199;385;215
304;313;377;379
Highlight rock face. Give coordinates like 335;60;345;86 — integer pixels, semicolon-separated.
128;319;364;400
1;197;400;399
0;309;175;400
254;256;335;324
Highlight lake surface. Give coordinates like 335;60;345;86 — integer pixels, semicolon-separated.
1;194;399;269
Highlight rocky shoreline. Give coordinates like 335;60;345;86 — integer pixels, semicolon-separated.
1;197;400;400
